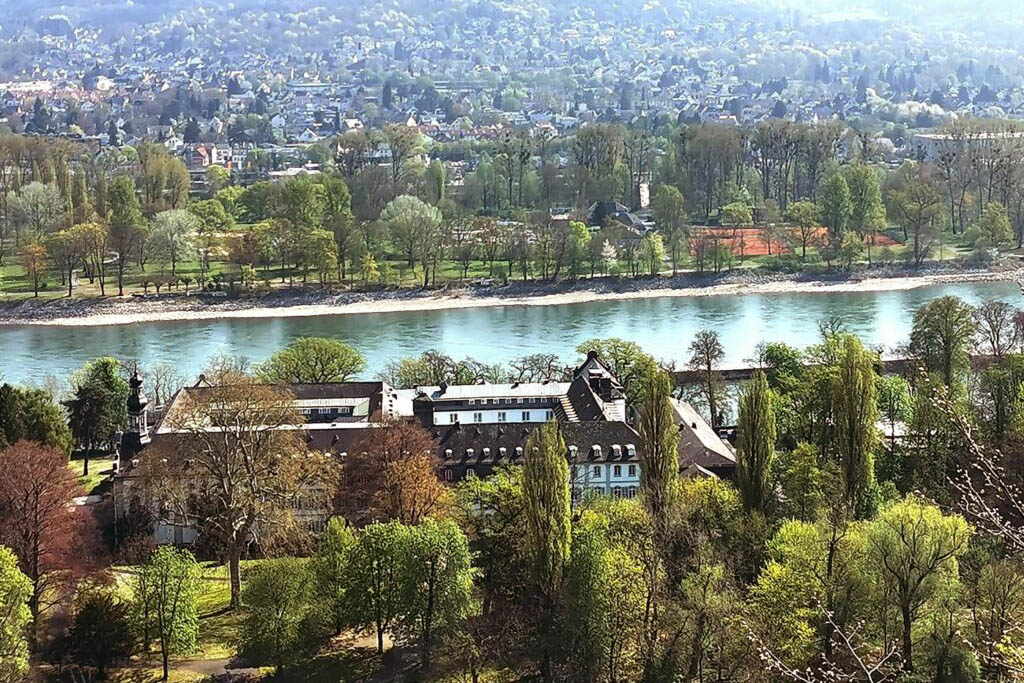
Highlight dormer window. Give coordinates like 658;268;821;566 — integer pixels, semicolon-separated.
626;444;636;457
499;447;507;457
482;447;491;457
466;448;474;457
591;445;602;458
612;444;622;457
515;446;524;457
568;445;578;458
445;448;453;457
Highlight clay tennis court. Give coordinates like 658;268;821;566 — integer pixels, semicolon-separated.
690;226;901;256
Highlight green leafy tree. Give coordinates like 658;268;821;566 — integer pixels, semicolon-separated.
0;384;72;452
785;201;820;258
401;518;473;668
256;337;366;384
640;233;666;275
634;367;680;537
240;558;316;675
523;420;571;683
865;496;972;671
66;584;136;678
343;520;410;655
876;375;911;460
720;201;752;227
149;209;199;275
820;173;853;238
775;443;824;521
909;296;977;389
0;545;31;683
832;335;878;511
134;546;201;681
736;371;777;513
381;195;442;283
67;379;118;476
311;518;356;634
652;185;688;272
966;202;1013;250
107;174;145;296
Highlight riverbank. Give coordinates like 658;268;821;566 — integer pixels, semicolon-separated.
0;265;1020;327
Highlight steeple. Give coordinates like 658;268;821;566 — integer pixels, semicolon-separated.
120;370;150;463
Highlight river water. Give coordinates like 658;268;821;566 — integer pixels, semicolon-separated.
0;281;1019;387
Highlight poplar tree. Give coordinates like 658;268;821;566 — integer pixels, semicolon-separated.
523;420;571;683
832;335;878;511
736;371;776;513
634;367;680;533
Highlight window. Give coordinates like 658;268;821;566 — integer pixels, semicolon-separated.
626;444;636;457
592;465;601;477
628;465;637;477
497;411;507;422
299;408;312;415
443;469;453;481
613;465;621;477
522;411;531;421
468;399;476;405
529;397;537;403
613;486;623;498
319;408;333;415
627;486;637;499
545;410;554;420
473;412;483;423
449;413;457;424
517;397;524;404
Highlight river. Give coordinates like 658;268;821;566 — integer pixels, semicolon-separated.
0;280;1019;387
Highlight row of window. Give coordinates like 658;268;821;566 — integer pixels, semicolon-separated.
466;397;544;405
587;464;637;478
298;407;352;416
448;410;555;424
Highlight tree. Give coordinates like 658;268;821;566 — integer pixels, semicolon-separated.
634;367;680;537
786;201;820;258
889;169;944;266
640;233;666;275
720;201;752;227
149;209;199;275
736;371;776;513
909;296;977;388
256;337;366;383
343;520;410;654
966;202;1013;251
865;496;971;672
66;584;136;678
523;420;571;683
134;546;201;681
340;419;449;525
76;221;110;295
19;243;48;296
0;441;90;647
108;175;145;296
0;546;30;683
45;229;84;297
240;558;316;675
380;195;442;285
67;378;119;476
574;339;657;403
0;384;72;453
652;185;687;273
688;329;726;427
10;182;62;242
974;299;1020;358
820;173;853;238
876;374;911;459
832;335;878;511
842;165;885;238
402;518;473;668
145;373;336;607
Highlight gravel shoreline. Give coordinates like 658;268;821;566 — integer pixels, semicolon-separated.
0;265;1020;327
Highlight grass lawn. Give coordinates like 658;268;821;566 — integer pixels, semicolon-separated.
69;456;116;495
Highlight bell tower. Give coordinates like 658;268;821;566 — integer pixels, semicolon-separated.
121;370;150;462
